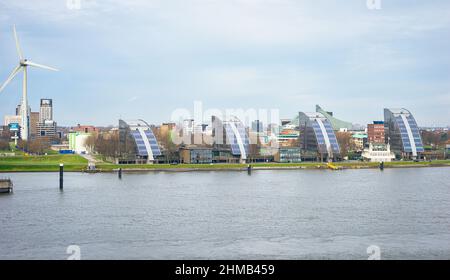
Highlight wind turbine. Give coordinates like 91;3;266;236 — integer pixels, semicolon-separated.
0;25;58;141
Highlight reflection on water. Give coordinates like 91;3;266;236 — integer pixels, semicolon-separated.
1;168;450;259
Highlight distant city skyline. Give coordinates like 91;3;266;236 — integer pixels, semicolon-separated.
1;0;449;127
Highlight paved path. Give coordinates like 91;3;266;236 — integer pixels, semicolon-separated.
79;153;103;165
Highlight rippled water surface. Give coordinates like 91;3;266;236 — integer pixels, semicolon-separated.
1;168;449;259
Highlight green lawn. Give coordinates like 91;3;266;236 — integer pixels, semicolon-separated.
0;154;88;172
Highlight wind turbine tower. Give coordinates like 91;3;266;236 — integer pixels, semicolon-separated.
0;25;58;141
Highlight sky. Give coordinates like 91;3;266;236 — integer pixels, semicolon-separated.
0;0;449;127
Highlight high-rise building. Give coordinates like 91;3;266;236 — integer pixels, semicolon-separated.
384;108;424;159
367;121;385;143
37;120;57;143
39;99;53;122
35;99;56;143
182;119;194;135
30;112;40;140
15;104;21;116
252;120;264;133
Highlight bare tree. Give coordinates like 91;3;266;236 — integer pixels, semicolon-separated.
17;139;49;154
85;135;96;154
0;140;10;151
335;131;353;158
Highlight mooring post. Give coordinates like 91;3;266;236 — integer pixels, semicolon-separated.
59;163;64;189
118;168;122;179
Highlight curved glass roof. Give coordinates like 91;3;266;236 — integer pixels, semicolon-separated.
223;117;249;159
299;112;341;155
121;119;161;160
387;109;424;156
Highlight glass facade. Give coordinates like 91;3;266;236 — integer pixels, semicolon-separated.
224;120;250;157
298;112;341;160
384;108;424;158
190;149;213;164
119;119;161;163
278;147;302;163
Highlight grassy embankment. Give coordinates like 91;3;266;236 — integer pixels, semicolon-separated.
0;154;88;172
1;154;449;172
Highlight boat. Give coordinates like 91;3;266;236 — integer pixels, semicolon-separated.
0;178;13;194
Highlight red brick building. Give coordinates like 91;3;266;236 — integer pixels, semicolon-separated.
368;121;385;143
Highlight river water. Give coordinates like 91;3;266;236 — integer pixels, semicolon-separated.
0;167;449;259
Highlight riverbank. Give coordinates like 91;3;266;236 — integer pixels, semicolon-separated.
1;154;449;172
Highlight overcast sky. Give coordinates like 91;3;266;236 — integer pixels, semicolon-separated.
0;0;449;127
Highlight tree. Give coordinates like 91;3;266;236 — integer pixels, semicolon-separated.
27;139;48;154
92;132;123;159
85;135;96;154
335;131;353;159
17;139;49;154
0;140;10;151
421;131;442;149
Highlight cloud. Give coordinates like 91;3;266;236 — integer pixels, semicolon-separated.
0;1;449;126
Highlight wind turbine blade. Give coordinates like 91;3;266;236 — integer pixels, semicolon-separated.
25;61;59;71
13;25;24;60
0;65;22;94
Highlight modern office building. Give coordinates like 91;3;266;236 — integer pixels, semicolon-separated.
29;112;40;140
180;147;213;164
367;121;385;143
36;120;57;143
252;120;264;133
274;147;302;163
118;119;162;164
211;116;250;163
298;112;340;161
39;99;53;122
384;108;424;159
